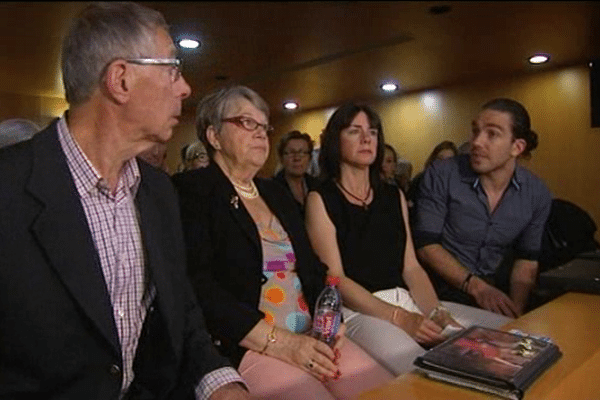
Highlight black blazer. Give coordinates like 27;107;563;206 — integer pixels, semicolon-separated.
0;121;230;400
172;163;327;366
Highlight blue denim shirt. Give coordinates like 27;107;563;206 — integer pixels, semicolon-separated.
413;154;552;276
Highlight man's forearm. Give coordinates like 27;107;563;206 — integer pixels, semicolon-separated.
509;260;538;315
417;244;472;289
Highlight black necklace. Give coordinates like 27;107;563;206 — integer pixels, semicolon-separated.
337;181;372;210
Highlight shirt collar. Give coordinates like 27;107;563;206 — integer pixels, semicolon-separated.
458;153;522;191
57;114;141;198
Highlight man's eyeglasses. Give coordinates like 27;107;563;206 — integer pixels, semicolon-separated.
283;150;311;157
222;116;274;135
125;58;182;82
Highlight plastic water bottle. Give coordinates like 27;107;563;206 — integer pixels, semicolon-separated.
311;275;342;346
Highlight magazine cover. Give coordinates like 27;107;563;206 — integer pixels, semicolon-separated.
414;326;562;399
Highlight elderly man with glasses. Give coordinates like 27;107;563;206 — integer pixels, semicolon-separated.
0;2;249;399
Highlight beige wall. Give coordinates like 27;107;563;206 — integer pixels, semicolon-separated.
271;64;600;240
0;91;67;127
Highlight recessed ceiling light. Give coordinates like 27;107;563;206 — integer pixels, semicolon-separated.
179;38;200;49
283;101;298;110
380;82;399;92
528;54;550;64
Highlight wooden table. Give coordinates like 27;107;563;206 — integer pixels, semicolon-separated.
357;292;600;400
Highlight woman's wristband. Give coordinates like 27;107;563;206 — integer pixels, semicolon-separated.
461;272;474;292
260;325;277;354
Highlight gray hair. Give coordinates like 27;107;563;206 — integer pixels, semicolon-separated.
195;85;270;158
0;118;41;149
61;2;169;107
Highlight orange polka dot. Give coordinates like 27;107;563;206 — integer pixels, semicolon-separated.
264;312;274;325
266;287;285;305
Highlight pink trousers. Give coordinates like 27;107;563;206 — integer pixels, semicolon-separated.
238;339;394;400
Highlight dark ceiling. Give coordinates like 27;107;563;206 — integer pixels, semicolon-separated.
1;1;599;120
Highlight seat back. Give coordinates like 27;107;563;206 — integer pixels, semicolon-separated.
539;199;599;272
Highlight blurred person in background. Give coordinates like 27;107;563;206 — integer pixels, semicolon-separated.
273;130;318;216
407;140;458;205
380;143;412;194
0;118;40;149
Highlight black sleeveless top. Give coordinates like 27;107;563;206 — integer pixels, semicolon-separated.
315;180;407;292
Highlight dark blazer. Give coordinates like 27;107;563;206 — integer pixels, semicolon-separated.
0;121;230;400
172;163;327;366
272;169;319;217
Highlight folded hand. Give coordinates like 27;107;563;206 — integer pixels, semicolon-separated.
395;310;446;347
469;277;518;317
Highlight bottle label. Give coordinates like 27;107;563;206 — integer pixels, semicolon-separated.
313;310;340;342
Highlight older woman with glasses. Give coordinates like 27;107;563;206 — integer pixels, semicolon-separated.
184;141;210;171
172;86;393;399
305;102;511;376
273;130;318;216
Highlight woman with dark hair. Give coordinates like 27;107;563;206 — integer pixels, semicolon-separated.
407;140;458;204
380;144;398;184
381;143;412;193
273;130;318;216
173;88;392;399
305;103;510;375
424;140;458;169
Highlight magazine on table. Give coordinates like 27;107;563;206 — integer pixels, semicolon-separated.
414;326;562;400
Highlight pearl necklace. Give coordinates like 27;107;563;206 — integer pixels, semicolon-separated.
231;179;259;199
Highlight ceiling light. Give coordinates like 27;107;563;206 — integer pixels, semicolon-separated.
283;101;298;110
179;38;200;49
422;93;437;110
528;54;550;64
380;82;399;92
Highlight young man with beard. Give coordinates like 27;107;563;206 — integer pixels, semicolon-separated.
413;98;552;318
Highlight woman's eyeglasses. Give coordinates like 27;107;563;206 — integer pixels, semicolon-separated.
222;116;274;135
283;150;311;157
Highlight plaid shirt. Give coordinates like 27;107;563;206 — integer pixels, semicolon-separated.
57;116;244;399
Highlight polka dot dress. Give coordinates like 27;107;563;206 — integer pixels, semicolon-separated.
258;216;312;333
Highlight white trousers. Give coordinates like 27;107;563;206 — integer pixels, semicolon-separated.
343;287;513;376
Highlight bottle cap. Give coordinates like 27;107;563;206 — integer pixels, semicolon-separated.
326;275;340;286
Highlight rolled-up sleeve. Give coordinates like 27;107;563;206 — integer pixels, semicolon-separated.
412;161;450;249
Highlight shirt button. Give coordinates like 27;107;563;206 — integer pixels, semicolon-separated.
214;339;222;346
109;364;121;377
118;310;125;319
